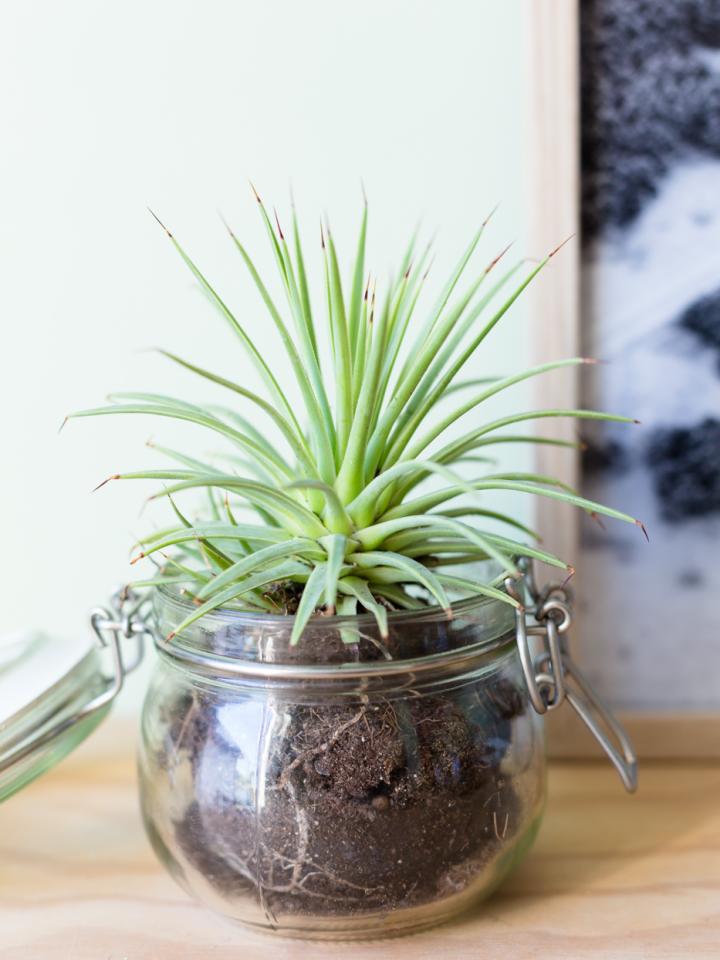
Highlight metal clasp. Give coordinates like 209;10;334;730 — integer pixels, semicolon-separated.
507;559;638;793
88;585;151;714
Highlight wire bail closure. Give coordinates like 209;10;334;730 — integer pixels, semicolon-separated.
88;585;151;709
506;559;637;793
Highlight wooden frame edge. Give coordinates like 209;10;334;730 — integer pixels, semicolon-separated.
525;0;581;568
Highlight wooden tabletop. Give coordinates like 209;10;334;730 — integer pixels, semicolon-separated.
1;725;719;959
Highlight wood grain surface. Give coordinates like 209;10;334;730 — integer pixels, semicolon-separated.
1;721;718;959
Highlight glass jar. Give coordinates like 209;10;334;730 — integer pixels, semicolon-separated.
0;565;636;939
138;584;546;939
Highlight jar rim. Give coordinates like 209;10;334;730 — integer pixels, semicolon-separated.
152;572;519;684
155;577;509;629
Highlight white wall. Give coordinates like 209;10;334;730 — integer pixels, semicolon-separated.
0;1;531;711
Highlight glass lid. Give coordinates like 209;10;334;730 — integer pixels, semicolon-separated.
0;630;105;801
0;590;148;802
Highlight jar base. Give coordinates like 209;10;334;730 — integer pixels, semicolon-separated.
204;812;543;941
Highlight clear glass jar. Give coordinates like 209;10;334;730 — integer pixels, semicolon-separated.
138;584;545;939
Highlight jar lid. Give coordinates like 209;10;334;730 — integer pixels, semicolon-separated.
0;592;148;802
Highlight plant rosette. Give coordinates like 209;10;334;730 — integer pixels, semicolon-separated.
2;190;643;939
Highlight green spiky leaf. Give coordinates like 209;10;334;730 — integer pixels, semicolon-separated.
70;192;645;641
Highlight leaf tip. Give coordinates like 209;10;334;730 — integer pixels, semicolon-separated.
273;207;285;241
482;202;500;228
485;240;515;274
217;209;235;238
148;207;172;238
93;474;119;492
637;520;650;542
589;510;607;531
548;234;575;258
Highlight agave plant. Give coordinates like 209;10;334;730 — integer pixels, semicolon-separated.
69;189;643;644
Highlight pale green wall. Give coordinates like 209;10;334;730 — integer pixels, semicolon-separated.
0;0;530;712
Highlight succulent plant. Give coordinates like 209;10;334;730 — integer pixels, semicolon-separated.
69;189;643;643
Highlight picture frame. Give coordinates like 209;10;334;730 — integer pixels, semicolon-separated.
525;0;720;759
